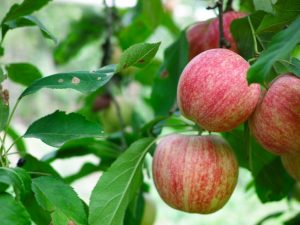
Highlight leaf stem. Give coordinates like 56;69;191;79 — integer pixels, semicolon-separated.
5;135;24;155
247;16;260;56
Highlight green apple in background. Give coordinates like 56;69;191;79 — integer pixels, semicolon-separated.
141;194;156;225
98;96;133;132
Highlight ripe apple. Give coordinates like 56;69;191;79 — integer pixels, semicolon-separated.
250;74;300;155
152;134;238;214
281;153;300;181
141;194;156;225
187;11;245;60
98;96;133;132
187;20;211;60
177;48;261;132
206;11;246;52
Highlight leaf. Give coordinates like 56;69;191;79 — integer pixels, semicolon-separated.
21;154;61;178
0;89;9;132
253;0;274;13
89;137;155;225
54;12;105;65
0;193;31;225
43;138;121;162
133;59;161;86
32;176;87;225
255;211;284;225
142;0;163;29
282;58;300;76
19;64;116;99
7;127;27;154
285;213;300;225
0;66;7;82
231;11;266;60
1;0;52;24
64;162;101;184
116;42;160;72
247;16;300;84
254;157;294;202
0;167;31;200
5;63;43;86
150;31;188;116
2;15;57;43
124;190;144;225
24;111;103;147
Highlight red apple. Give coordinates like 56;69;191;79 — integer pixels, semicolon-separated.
177;48;261;132
250;74;300;155
206;11;246;52
152;134;238;214
187;20;211;60
281;153;300;181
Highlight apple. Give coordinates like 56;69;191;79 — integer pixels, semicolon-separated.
152;134;238;214
187;11;245;60
141;194;156;225
206;11;246;52
281;153;300;181
250;74;300;155
177;48;261;132
98;96;133;132
187;20;211;60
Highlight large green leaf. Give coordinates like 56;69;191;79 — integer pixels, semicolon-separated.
54;12;105;65
255;157;294;202
247;16;300;84
24;111;103;147
32;176;87;225
2;15;56;43
43;138;121;162
1;0;52;24
0;193;31;225
151;31;188;116
6;63;43;86
0;89;9;132
0;167;31;200
89;137;155;225
19;64;116;99
116;42;160;72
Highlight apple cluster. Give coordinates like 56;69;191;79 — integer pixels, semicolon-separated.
152;11;300;214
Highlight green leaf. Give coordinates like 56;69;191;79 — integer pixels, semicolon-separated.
7;127;27;154
5;63;43;86
54;12;105;65
32;176;87;225
22;191;51;225
240;0;255;12
0;167;31;200
0;89;9;132
151;31;188;116
124;190;144;225
89;137;155;225
1;0;52;24
253;0;274;13
2;15;57;43
231;11;266;60
0;193;31;225
19;64;116;99
285;213;300;225
24;111;103;147
133;59;161;86
43;138;121;162
247;16;300;84
142;0;163;29
21;154;61;178
116;43;160;72
281;58;300;76
0;66;7;82
255;157;294;202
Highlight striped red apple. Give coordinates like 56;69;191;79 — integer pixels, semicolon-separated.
249;74;300;155
152;134;238;214
177;48;261;132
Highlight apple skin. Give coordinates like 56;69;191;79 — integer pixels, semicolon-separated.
187;20;211;60
141;194;156;225
249;74;300;155
206;11;246;52
152;134;238;214
281;153;300;181
177;48;261;132
98;96;133;133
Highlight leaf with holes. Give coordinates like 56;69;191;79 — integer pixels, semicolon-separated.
89;137;155;225
19;64;116;99
24;111;103;147
32;176;87;225
116;43;160;72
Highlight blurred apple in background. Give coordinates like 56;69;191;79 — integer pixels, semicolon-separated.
141;194;157;225
152;134;238;214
